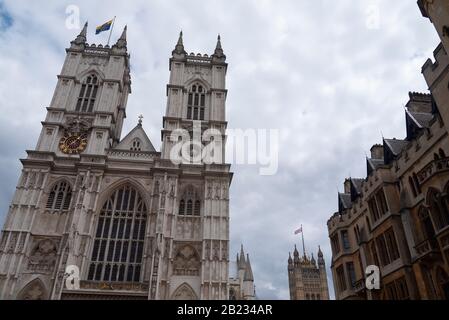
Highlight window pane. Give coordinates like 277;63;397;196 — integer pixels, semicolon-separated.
194;94;199;106
200;94;205;106
193;108;198;120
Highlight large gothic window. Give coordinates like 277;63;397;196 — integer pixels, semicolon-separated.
178;186;201;216
88;185;147;283
76;74;99;113
46;181;72;212
187;84;206;121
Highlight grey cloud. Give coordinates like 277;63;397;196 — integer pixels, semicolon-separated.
0;0;440;300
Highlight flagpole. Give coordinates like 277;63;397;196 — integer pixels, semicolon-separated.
107;16;116;46
301;224;306;258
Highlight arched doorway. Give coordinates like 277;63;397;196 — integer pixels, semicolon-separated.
17;278;47;300
171;283;198;300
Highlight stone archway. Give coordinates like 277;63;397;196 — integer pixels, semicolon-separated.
17;278;48;300
171;283;198;300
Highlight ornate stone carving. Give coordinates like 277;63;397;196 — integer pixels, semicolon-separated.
79;281;148;292
63;117;93;138
173;245;201;276
28;239;58;272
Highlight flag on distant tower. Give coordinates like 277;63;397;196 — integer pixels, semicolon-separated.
95;19;114;35
294;226;303;235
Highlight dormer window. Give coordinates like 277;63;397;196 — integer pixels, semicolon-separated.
130;138;142;151
187;83;206;120
76;74;99;113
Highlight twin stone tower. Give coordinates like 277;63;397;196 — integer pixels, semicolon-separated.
0;24;255;300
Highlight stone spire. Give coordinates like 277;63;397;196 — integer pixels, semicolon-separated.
172;30;187;56
318;246;325;266
311;253;316;266
114;25;127;49
293;245;300;264
238;244;246;270
72;21;88;46
244;254;254;281
212;34;226;62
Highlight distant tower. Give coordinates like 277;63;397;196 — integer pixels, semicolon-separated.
288;243;329;300
229;245;256;300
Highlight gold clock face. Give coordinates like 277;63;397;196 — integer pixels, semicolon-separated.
59;133;88;154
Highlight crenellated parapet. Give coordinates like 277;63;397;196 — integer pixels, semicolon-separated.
422;43;449;89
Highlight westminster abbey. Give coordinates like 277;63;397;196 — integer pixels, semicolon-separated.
0;24;255;300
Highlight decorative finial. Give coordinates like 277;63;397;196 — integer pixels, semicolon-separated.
81;21;88;37
212;33;225;61
72;21;88;45
138;114;143;126
178;30;183;45
114;25;127;49
172;30;186;56
216;34;222;50
120;25;127;40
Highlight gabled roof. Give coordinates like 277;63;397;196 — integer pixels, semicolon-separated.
367;158;384;169
384;139;409;156
351;178;364;194
367;158;384;176
407;111;433;129
350;178;364;202
338;193;352;212
114;123;156;152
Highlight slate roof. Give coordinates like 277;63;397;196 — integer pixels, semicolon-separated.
338;193;352;210
408;111;434;129
384;139;410;156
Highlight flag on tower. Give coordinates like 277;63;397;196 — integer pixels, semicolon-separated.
294;226;303;235
96;19;114;34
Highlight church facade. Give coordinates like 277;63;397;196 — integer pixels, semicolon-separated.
0;23;255;300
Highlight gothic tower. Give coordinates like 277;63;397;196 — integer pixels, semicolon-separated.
0;25;233;300
288;245;329;300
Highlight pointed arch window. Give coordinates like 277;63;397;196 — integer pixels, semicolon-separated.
187;83;206;121
418;207;436;241
76;74;99;113
46;181;72;212
178;186;201;216
429;190;449;231
88;185;147;283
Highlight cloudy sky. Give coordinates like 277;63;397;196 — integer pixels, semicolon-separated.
0;0;440;299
